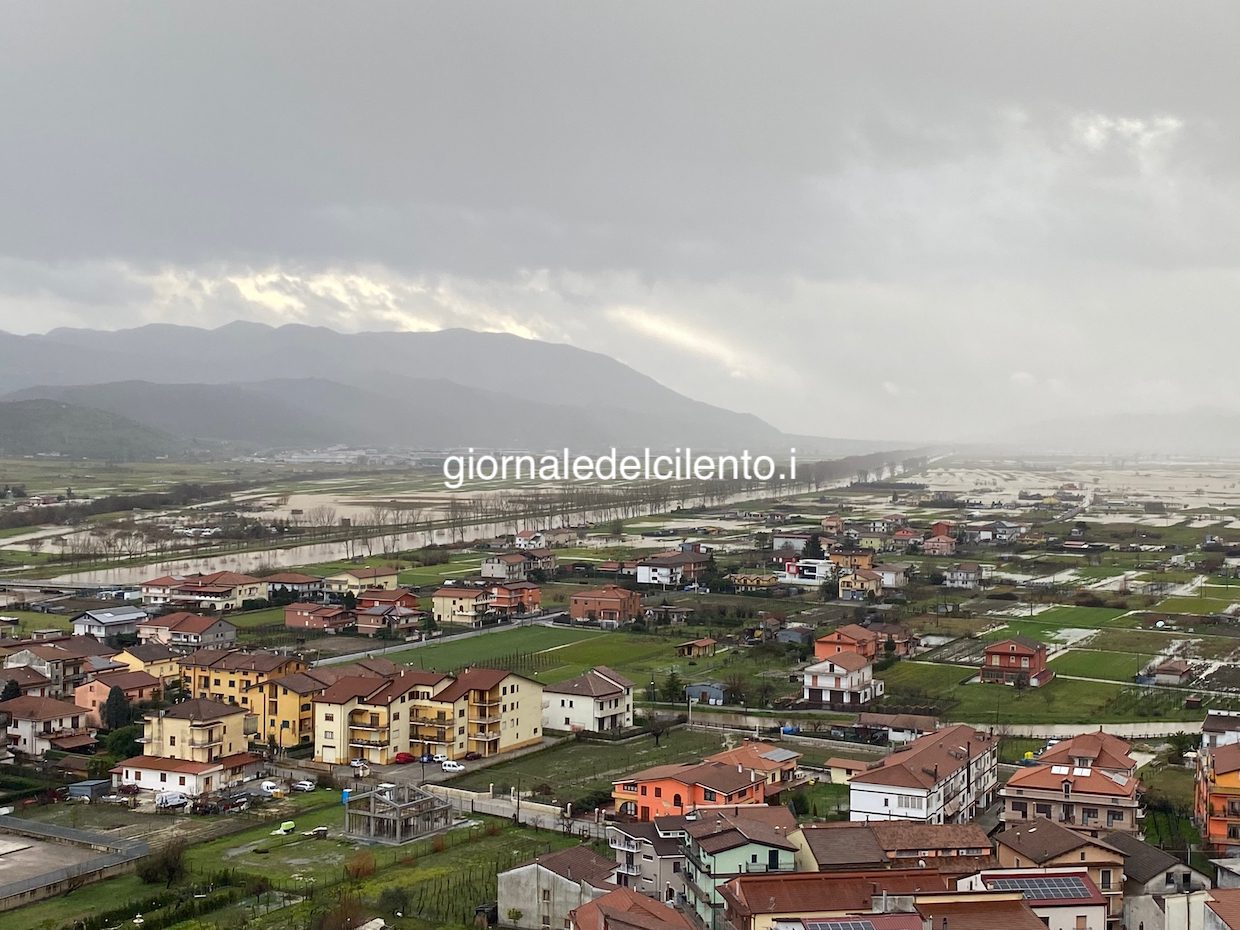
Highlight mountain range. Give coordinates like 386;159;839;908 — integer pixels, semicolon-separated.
0;322;892;458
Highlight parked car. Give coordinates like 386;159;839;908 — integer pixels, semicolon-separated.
349;759;367;768
291;780;317;792
393;752;416;764
419;753;434;763
463;751;482;761
260;780;280;795
441;760;465;773
431;753;448;763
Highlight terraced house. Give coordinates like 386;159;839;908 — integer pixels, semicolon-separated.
140;570;265;611
179;648;305;713
314;666;542;765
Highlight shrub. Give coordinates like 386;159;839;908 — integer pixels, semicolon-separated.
344;851;376;880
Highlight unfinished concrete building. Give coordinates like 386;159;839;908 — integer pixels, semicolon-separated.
344;783;454;844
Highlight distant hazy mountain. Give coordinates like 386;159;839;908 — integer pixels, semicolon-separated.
0;399;185;459
0;322;895;455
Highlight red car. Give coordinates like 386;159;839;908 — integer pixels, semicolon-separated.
463;751;482;761
393;752;416;764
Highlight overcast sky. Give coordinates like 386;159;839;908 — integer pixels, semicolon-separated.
2;3;1238;442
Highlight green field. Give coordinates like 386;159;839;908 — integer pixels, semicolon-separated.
877;661;1199;724
0;608;72;634
1050;649;1146;681
391;625;602;672
448;727;731;799
1155;595;1240;616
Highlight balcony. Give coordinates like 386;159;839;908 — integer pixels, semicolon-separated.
349;738;388;748
615;860;642;876
189;735;222;748
349;717;386;730
469;715;501;725
609;835;642;853
469;731;501;742
413;715;450;726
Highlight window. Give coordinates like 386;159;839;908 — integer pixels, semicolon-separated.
1075;918;1087;930
1100;869;1112;890
325;713;334;722
324;730;333;740
703;789;716;802
654;787;662;798
1165;873;1176;888
169;735;176;746
541;890;551;902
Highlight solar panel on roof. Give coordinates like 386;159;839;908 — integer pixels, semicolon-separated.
989;875;1091;900
805;922;876;930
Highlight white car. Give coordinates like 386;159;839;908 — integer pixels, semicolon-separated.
441;760;465;773
349;759;367;768
291;780;317;792
431;753;448;763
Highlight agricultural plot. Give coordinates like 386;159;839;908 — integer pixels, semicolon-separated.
1155;595;1240;616
1032;605;1133;626
391;625;602;672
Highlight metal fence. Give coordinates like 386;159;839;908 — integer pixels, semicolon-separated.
0;815;149;906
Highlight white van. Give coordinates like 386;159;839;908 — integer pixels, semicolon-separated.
155;791;189;809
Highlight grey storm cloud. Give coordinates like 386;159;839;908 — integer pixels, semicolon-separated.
2;2;1240;440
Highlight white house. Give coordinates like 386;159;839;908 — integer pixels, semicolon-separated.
943;562;982;589
873;563;913;590
497;846;617;930
137;612;237;648
849;724;997;825
957;871;1108;930
0;694;96;757
72;605;149;639
775;558;835;587
513;530;547;550
801;653;884;707
542;666;634;733
111;752;265;798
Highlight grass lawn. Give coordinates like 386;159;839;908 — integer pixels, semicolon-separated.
795;780;849;820
1050;650;1147;681
1074;566;1127;580
877;661;1195;724
227;605;287;629
1155;595;1240;616
390;625;603;672
998;737;1044;764
1139;762;1197;811
0;608;72;634
448;727;733;799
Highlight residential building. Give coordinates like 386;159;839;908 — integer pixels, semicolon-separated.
728;574;779;594
497;845;616;930
1202;711;1240;751
114;642;182;686
605;820;688;902
355;604;424;637
929;521;958;538
828;548;876;571
0;665;52;697
513;529;546;550
867;622;918;657
488;581;542;618
677;806;799;929
612;761;768;821
853;712;939;746
922;535;957;556
981;635;1054;687
873;563;913;589
824;757;867;784
959;870;1109;930
1197;744;1240;855
0;694;95;757
3;637;119;699
284;602;355;633
705;743;804;797
357;588;420;610
1208;889;1240;930
71;605;149;639
179;648;305;712
114;698;261;796
820;516;844;535
137;612;237;649
313;666;543;765
324;565;400;594
569;886;696;930
1102;829;1212;930
892;528;923;547
261;572;325;599
849;724;997;824
431;586;492;627
943;562;982;589
994;818;1125;924
636;552;710;587
75;669;161;727
1001;760;1142;836
795;821;993;875
801;653;884;708
1041;730;1138;776
676;639;717;658
815;624;880;661
253;668;341;748
481;552;537;582
774;558;834;588
1153;659;1195;686
140;571;264;611
838;569;883;600
543;667;634;733
570;586;643;625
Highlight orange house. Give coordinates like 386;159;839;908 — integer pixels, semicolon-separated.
570;585;643;624
814;623;879;661
74;669;161;727
488;581;542;617
1198;744;1240;854
612;760;767;821
828;548;875;570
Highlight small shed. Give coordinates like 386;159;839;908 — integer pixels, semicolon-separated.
684;682;726;705
67;779;111;801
